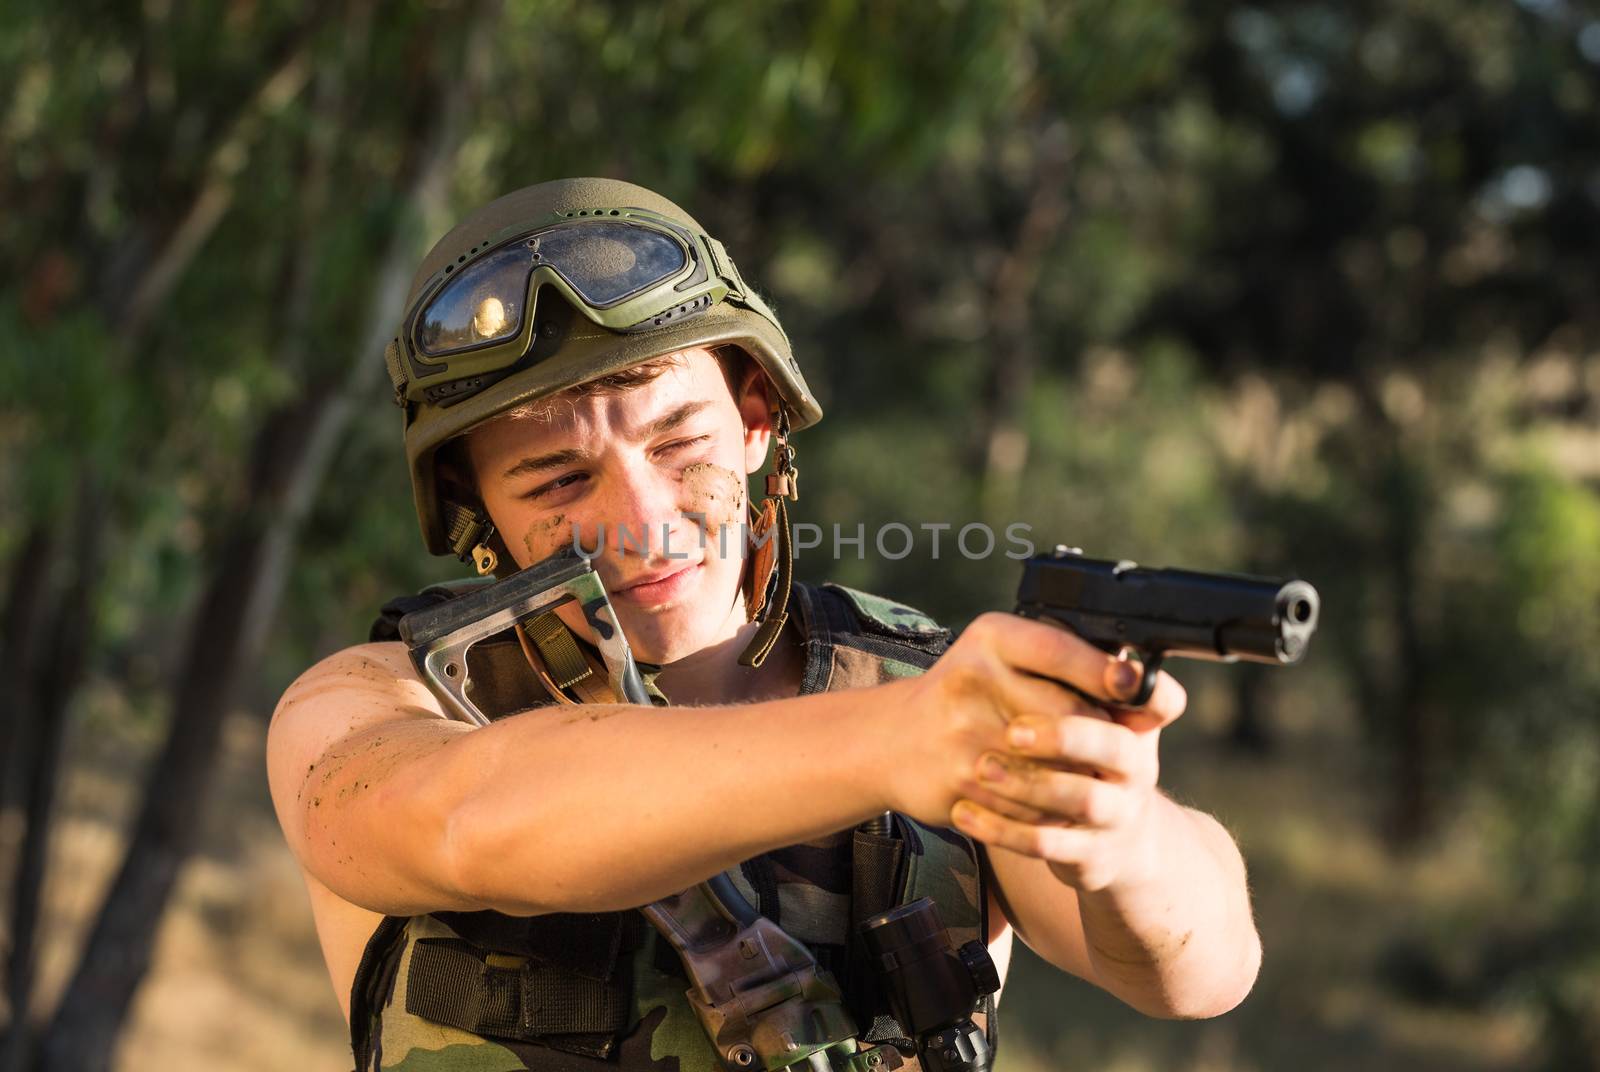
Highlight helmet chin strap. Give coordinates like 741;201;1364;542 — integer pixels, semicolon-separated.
737;402;798;668
442;500;503;576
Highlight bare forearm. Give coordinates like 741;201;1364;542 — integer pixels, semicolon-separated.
429;684;905;914
1076;795;1260;1018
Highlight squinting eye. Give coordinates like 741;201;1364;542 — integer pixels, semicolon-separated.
660;435;711;455
522;473;585;500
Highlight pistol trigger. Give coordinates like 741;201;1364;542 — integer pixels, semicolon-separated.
1116;647;1165;707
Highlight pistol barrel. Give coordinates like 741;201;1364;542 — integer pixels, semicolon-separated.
1015;550;1320;665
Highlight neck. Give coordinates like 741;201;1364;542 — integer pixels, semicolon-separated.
653;615;803;706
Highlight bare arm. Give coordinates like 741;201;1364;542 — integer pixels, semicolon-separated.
1071;798;1260;1018
979;797;1259;1019
266;641;912;917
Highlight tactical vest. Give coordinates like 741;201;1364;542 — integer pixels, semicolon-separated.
350;580;996;1072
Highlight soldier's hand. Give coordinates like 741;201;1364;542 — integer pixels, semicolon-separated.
890;612;1186;891
958;619;1186;892
896;614;1184;838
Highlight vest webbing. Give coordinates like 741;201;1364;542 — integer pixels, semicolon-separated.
352;579;995;1072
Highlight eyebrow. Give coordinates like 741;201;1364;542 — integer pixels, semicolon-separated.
498;401;716;481
501;448;588;480
641;400;713;440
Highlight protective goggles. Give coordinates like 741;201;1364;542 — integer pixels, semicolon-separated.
395;208;747;404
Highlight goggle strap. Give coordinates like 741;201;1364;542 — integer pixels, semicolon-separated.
706;237;744;299
383;339;409;405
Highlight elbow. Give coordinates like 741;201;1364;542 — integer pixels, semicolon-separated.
438;795;489;907
439;789;568;916
440;792;531;915
1150;929;1262;1021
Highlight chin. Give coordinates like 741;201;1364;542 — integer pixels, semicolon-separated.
616;589;736;665
620;615;710;665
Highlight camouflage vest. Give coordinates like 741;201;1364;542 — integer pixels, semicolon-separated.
351;580;995;1072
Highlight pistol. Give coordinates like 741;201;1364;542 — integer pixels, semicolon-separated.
1014;546;1320;705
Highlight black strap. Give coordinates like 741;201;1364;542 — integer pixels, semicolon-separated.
431;909;628;981
368;580;492;643
846;822;913;1052
740;855;782;923
349;916;409;1072
851;826;904;924
404;938;633;1041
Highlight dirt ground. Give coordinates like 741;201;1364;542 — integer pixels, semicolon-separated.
0;678;1543;1072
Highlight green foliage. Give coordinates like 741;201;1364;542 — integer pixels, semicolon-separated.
4;0;1600;1065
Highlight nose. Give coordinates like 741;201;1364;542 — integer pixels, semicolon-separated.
594;460;698;566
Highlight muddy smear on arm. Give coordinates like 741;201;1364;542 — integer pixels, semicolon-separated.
558;706;633;726
301;724;459;832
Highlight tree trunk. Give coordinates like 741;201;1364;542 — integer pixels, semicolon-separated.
1358;401;1434;847
0;485;104;1072
1;0;329;933
35;444;325;1072
0;524;54;821
1385;451;1433;845
976;120;1072;520
113;20;322;335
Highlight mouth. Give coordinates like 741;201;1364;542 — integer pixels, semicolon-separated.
613;560;703;607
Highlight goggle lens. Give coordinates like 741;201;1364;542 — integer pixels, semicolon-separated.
417;244;529;355
535;223;687;306
415;221;691;357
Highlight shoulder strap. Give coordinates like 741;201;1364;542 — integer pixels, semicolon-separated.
368;576;495;643
821;583;951;645
817;583;952;661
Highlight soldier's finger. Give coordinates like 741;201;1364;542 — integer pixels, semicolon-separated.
1002;715;1152;784
996;668;1106;727
975;755;1132;828
956;787;1051;826
949;800;1098;862
1103;659;1188;734
977;613;1137;705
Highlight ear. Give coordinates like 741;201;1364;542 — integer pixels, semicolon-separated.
737;366;774;478
435;434;481;505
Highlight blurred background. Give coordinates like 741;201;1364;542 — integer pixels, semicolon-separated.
3;1;1599;1069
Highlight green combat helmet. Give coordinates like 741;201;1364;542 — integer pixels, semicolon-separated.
381;176;822;666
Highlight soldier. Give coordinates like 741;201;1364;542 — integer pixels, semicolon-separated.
266;178;1260;1071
